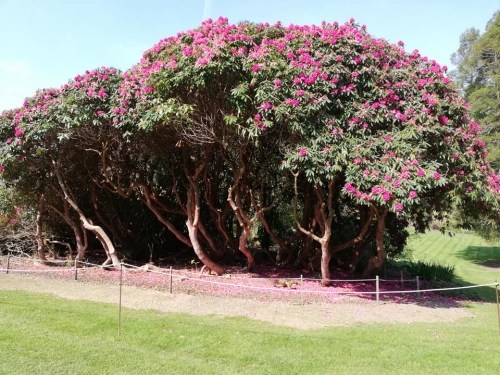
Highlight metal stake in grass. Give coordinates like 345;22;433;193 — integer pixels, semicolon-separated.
495;279;500;335
118;262;123;337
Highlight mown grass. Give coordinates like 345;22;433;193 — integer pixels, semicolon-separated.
1;230;500;374
0;289;500;375
408;230;500;301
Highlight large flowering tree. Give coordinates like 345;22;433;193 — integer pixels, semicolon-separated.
0;68;125;267
111;17;500;283
1;18;499;285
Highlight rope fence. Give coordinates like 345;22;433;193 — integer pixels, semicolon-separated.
2;253;500;336
0;254;497;300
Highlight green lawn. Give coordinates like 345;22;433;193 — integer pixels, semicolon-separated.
2;230;500;374
0;289;499;375
408;230;500;301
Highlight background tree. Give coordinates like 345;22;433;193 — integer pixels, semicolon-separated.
451;11;500;171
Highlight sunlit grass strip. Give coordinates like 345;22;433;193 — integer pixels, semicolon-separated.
0;290;500;375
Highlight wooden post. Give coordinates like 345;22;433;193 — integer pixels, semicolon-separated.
300;274;303;305
416;276;420;299
6;253;10;274
74;258;78;281
495;279;500;335
118;262;123;336
400;270;404;289
376;275;379;302
169;266;173;294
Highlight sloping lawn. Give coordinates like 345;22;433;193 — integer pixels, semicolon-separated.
408;230;500;301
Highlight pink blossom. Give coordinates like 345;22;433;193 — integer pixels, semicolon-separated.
353;157;362;165
384;175;392;182
98;88;107;99
395;203;404;211
409;191;418;199
97;110;104;116
344;183;355;193
6;138;11;144
438;115;448;125
261;102;272;110
382;192;391;201
296;90;305;97
417;169;425;177
299;149;307;157
0;165;3;172
433;172;441;180
393;180;401;187
274;79;282;89
385;136;392;142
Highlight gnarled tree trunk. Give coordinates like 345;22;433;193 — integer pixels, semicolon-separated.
53;162;120;269
186;181;224;275
293;172;336;286
35;195;48;262
363;207;388;277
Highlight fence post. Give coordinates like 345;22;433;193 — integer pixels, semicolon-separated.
74;258;78;281
6;252;10;274
376;275;379;302
495;279;500;335
416;276;420;299
169;266;173;294
300;274;303;305
118;262;123;337
400;270;404;289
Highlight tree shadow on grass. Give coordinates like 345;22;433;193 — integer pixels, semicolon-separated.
454;245;500;267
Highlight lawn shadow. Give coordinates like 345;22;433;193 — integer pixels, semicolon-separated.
454;245;500;267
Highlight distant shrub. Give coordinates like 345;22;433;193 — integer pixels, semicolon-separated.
405;260;455;282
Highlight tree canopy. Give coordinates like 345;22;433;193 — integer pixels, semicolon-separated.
1;17;499;284
451;11;500;170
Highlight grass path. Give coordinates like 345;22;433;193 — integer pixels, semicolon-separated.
408;231;500;301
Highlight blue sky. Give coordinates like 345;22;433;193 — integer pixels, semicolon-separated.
0;0;498;112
